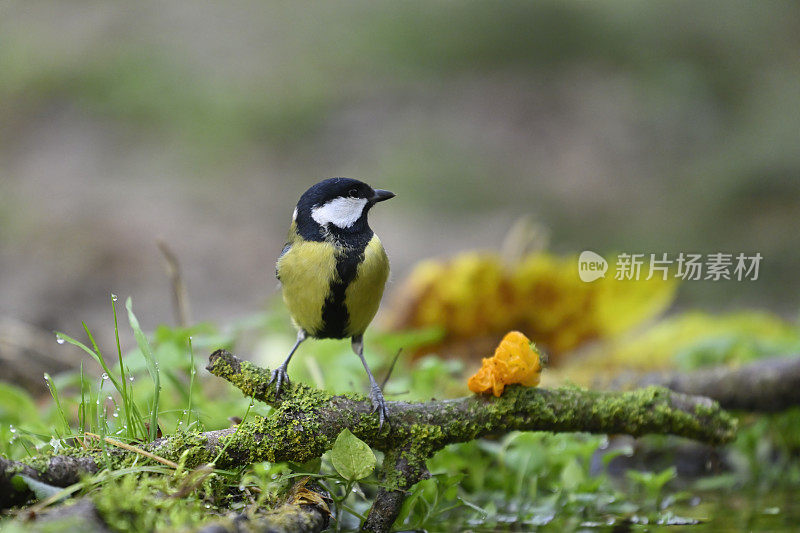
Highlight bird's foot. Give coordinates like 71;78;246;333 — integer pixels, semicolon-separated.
268;365;291;397
369;384;390;431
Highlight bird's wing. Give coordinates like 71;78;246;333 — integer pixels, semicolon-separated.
276;243;291;280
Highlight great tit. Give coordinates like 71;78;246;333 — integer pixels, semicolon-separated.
272;177;395;427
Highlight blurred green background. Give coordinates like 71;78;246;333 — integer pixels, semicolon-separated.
1;0;799;348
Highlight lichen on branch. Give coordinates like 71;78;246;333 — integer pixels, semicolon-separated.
203;349;736;531
1;349;737;533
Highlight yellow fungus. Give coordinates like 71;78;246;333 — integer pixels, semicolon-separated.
468;331;542;397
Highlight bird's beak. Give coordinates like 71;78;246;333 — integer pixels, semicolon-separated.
370;189;395;203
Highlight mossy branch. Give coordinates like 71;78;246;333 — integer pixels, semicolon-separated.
203;349;737;531
1;349;737;533
619;354;800;412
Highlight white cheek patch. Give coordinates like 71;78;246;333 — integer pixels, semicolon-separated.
311;197;368;228
292;207;298;221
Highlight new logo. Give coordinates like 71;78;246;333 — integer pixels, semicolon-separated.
578;251;608;282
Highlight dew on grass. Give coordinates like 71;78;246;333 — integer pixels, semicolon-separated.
101;373;109;381
9;425;16;434
56;337;65;345
111;294;118;302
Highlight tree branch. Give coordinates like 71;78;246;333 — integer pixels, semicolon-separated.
0;349;737;533
618;354;800;412
205;350;737;531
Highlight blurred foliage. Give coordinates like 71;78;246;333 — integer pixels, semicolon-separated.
2;1;799;312
555;310;800;386
389;250;677;361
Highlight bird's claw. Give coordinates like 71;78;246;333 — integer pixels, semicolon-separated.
269;366;290;397
369;385;390;431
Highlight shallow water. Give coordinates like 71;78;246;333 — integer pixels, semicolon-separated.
668;489;800;532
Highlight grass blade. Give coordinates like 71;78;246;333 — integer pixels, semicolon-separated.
111;294;135;440
126;297;160;442
43;373;70;442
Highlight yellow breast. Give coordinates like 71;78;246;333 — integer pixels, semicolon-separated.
277;239;338;335
344;234;390;337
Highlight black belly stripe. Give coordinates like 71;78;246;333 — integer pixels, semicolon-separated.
309;226;374;339
317;248;363;338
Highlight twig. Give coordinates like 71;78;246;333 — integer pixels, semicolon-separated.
84;433;178;469
379;348;402;389
156;239;191;328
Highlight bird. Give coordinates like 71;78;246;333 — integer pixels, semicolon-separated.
272;177;395;428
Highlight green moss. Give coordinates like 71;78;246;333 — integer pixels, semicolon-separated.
151;430;216;468
91;471;222;532
17;446;107;475
17;454;52;475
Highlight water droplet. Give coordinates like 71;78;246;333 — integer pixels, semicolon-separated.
101;373;109;381
112;411;119;418
43;374;50;381
56;337;65;345
111;294;118;302
9;425;16;434
49;437;63;452
106;396;113;402
128;376;135;382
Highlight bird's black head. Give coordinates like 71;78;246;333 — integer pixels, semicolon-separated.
293;177;394;243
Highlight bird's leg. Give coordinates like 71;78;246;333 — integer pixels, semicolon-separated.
352;335;390;430
269;329;307;396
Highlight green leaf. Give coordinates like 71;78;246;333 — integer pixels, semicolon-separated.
559;458;585;491
12;475;66;501
0;383;38;425
329;428;376;481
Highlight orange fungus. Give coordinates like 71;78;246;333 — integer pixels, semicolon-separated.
468;331;542;397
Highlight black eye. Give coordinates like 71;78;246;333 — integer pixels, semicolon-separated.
348;188;359;198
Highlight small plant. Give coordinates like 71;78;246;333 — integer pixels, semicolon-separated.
626;466;677;513
54;295;156;443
